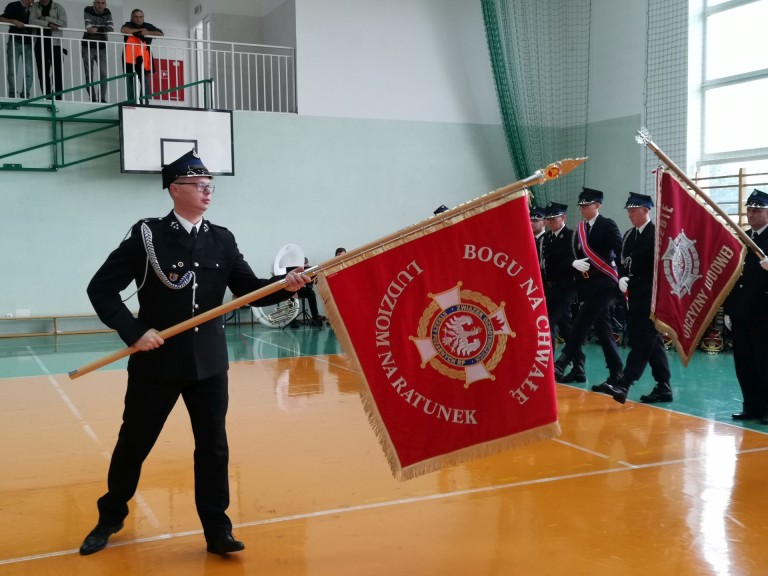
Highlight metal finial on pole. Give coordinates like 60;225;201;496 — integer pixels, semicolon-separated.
636;128;764;259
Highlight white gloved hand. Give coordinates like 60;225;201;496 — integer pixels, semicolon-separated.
572;258;591;273
618;277;629;294
724;315;732;331
760;257;768;271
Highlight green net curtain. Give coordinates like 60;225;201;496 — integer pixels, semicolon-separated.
481;0;591;209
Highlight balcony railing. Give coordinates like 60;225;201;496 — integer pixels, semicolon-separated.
0;24;295;112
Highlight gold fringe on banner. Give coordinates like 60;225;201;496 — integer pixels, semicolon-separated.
318;263;562;480
71;157;585;477
315;193;531;479
313;161;585;479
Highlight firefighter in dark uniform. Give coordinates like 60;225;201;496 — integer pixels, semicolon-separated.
530;205;546;259
541;201;575;346
602;192;672;404
725;189;768;423
554;187;624;385
79;150;310;556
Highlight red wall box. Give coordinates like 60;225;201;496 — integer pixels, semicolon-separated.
152;59;185;101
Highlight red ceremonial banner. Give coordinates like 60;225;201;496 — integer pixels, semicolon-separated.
315;191;560;480
652;170;745;366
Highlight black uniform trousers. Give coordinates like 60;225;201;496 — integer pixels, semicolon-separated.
97;371;231;540
545;280;575;343
125;60;151;103
298;284;319;317
725;228;768;416
562;277;623;376
623;284;670;384
731;319;768;417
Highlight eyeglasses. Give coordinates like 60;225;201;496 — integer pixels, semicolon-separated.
177;182;215;193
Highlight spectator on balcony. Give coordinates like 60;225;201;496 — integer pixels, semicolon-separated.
1;0;35;98
81;0;113;103
29;0;67;100
120;8;162;104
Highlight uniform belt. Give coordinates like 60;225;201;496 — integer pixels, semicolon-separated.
546;279;574;287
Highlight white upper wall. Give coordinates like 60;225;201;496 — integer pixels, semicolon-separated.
588;0;647;123
295;0;501;124
176;0;499;124
186;0;287;19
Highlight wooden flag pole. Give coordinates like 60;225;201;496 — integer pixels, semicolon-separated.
68;270;318;380
313;156;588;266
636;128;765;259
69;156;587;380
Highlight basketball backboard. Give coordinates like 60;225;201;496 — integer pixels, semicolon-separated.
119;105;234;175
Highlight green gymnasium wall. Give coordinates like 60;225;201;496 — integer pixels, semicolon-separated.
584;114;644;224
0;108;513;317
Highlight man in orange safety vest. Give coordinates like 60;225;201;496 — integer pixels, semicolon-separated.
120;8;163;103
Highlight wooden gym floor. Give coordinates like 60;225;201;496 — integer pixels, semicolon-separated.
1;325;767;575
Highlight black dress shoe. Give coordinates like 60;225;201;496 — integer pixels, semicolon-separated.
732;411;757;420
604;383;628;404
639;388;673;403
560;371;586;383
207;532;245;554
591;382;612;393
79;522;123;555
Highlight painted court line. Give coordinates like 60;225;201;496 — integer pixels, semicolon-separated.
4;442;765;566
25;347;161;531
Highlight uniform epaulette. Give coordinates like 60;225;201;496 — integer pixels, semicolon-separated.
133;217;163;233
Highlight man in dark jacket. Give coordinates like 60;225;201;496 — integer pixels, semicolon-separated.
81;0;114;102
530;205;546;260
541;201;575;344
29;0;67;99
79;149;310;556
725;189;768;423
553;187;624;386
1;0;35;98
120;8;163;103
601;193;672;404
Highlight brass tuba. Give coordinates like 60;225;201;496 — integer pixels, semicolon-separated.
251;244;304;328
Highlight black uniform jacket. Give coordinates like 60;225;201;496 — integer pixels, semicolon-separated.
619;222;655;291
725;228;768;322
572;214;623;294
542;226;576;285
619;221;656;317
87;212;292;380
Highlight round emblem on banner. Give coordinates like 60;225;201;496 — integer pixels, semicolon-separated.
432;303;494;367
410;283;515;389
660;230;702;297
